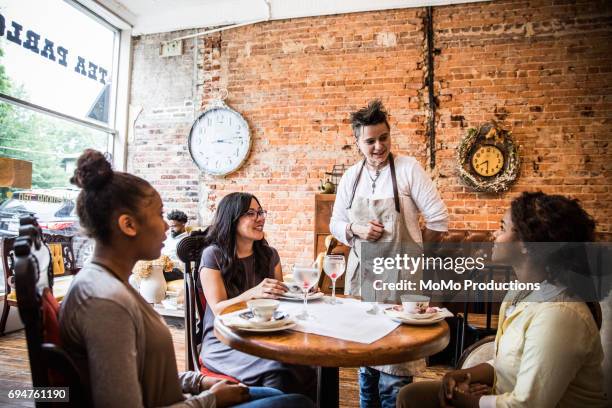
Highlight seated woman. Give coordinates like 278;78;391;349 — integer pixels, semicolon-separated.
199;192;317;399
397;192;608;408
59;150;313;408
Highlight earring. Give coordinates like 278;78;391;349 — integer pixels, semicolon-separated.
521;247;528;254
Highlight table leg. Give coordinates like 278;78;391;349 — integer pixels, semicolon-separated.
317;366;339;408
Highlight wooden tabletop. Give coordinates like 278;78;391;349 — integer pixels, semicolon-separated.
214;301;450;367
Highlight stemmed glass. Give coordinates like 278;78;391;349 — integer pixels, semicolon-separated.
292;263;321;320
323;255;345;304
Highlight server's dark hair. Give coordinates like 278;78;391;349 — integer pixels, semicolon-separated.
510;191;596;300
350;99;390;139
70;149;155;244
167;209;188;224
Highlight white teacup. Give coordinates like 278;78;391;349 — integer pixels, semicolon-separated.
400;295;430;313
247;299;280;322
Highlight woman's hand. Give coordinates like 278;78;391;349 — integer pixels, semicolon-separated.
439;370;472;406
209;381;249;408
352;221;385;241
245;278;286;299
451;384;482;408
199;376;237;392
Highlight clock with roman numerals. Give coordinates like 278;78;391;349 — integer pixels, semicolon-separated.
188;100;251;176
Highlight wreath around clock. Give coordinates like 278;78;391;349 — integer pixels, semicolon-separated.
457;122;520;193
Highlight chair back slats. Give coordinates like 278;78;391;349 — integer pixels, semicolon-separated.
1;237;16;298
176;230;209;371
43;234;77;275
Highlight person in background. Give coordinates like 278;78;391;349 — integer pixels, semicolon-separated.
199;192;317;401
330;100;449;408
396;192;608;408
161;209;189;281
60;149;313;408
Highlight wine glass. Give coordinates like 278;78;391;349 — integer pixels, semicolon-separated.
292;263;321;320
323;255;345;304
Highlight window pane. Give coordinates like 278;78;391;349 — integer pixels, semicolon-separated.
0;0;117;124
0;101;111;189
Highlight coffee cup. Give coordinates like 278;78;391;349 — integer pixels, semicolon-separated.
400;295;430;314
246;299;280;322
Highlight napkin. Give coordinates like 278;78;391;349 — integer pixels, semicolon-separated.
219;309;293;329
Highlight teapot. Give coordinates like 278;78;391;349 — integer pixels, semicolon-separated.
319;179;335;194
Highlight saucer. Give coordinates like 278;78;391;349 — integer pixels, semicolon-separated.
383;307;448;326
231;321;297;333
238;310;289;322
279;292;324;301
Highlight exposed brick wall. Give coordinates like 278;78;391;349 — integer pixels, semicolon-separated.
434;0;612;231
129;0;612;268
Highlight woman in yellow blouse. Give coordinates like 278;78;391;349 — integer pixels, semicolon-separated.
397;192;608;408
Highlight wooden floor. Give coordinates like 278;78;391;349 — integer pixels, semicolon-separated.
0;324;449;408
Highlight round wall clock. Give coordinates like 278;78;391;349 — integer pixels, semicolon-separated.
457;122;519;192
188;99;251;176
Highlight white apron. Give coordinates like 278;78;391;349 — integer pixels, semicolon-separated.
344;154;426;376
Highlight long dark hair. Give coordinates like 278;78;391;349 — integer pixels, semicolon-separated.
510;191;596;300
205;192;274;298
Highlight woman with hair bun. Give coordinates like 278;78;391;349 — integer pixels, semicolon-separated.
59;149;313;408
396;192;608;408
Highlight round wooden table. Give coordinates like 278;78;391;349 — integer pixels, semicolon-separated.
214;301;450;407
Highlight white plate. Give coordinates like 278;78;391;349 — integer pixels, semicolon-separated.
223;321;297;333
279;292;325;301
384;308;446;326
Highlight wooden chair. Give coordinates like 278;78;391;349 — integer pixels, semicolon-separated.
2;233;77;336
454;264;513;365
1;236;17;335
14;217;90;407
176;230;238;382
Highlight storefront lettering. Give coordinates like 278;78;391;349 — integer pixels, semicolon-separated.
0;12;108;84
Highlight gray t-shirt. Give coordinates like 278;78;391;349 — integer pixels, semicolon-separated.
59;263;215;408
199;245;290;383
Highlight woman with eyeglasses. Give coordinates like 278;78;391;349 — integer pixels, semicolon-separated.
199;192;317;401
60;151;313;408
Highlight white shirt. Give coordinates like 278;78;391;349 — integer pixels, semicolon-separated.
161;231;188;272
330;155;449;246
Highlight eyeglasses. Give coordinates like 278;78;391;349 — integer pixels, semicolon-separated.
243;209;268;219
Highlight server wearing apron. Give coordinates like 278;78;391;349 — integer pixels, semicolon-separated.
330;100;449;408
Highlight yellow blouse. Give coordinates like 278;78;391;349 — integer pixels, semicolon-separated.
483;288;608;408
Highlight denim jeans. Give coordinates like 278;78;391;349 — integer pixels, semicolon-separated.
232;387;314;408
359;367;413;408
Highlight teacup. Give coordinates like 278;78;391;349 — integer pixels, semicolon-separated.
246;299;280;322
400;295;430;314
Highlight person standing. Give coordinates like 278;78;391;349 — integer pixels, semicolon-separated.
330;100;449;408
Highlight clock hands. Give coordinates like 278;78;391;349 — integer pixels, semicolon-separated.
480;160;489;172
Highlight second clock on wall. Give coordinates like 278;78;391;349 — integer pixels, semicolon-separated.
188;100;252;176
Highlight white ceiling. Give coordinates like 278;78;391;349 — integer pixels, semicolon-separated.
91;0;486;35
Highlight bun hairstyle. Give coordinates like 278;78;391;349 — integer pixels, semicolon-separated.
70;149;113;190
71;149;156;244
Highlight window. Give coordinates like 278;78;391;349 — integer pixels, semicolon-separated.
0;0;118;124
0;0;131;287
